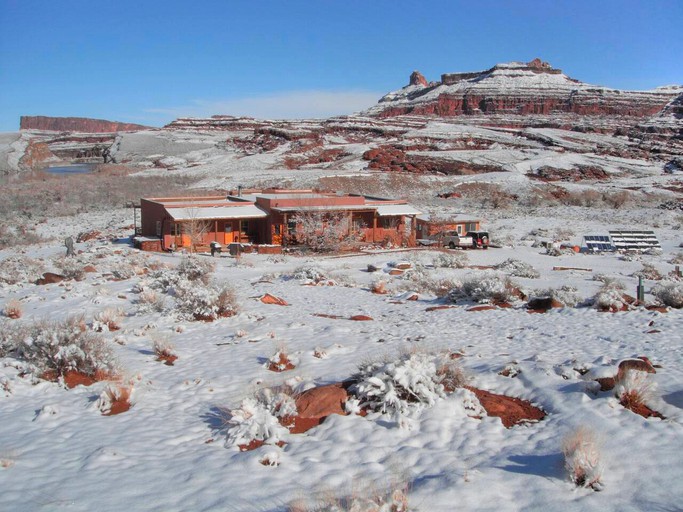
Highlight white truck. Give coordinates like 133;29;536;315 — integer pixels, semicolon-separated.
417;230;489;249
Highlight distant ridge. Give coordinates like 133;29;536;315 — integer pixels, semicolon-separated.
20;115;152;133
365;58;682;118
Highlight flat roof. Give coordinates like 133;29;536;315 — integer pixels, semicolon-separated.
168;205;268;221
271;204;377;213
375;204;422;217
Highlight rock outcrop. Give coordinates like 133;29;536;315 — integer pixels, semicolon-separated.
20;116;151;133
366;59;682;120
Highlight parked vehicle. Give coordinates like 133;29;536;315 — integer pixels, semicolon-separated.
417;230;490;249
467;231;490;249
418;230;472;249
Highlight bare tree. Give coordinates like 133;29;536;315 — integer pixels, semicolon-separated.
183;206;211;254
291;210;363;252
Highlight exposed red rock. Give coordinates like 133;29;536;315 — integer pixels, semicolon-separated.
20;116;151;133
369;60;680;120
260;293;289;306
466;386;546;428
526;297;564;312
291;383;348;433
409;71;428;87
19;139;58;170
35;272;65;285
349;315;373;321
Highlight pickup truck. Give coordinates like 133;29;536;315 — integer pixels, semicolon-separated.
417;230;489;249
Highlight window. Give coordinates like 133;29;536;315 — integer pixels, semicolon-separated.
224;223;233;233
457;225;463;234
466;222;478;232
240;220;249;233
171;222;182;236
156;221;162;236
287;220;297;236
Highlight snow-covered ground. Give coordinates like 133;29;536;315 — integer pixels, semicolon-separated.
1;202;682;511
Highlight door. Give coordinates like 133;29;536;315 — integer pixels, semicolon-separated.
223;222;234;244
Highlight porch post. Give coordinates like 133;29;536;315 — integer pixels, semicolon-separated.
283;213;287;247
373;215;377;243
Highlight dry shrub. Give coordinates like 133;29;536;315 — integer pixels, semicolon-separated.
93;307;123;331
448;272;520;304
53;257;85;281
651;281;683;308
3;299;22;319
290;479;410;512
0;316;119;378
632;263;663;281
615;369;655;410
137;288;166;313
152;336;177;360
668;252;683;265
603;190;632;209
562;426;603;490
432;251;469;269
494;258;540;278
370;279;388;294
593;280;628;311
96;382;134;415
0;255;45;285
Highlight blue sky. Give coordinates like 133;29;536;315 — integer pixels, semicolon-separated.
1;0;681;131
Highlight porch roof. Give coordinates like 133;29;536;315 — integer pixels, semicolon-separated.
375;204;422;217
270;204;377;213
167;205;268;221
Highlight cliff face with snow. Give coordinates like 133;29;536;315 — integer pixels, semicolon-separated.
366;59;681;119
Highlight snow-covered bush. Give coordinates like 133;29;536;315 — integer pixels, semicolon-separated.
399;274;460;298
668;252;683;265
533;285;583;307
136;287;166;313
0;317;119;378
351;351;464;417
290;483;410;512
176;256;215;284
152;336;177;360
494;258;540;278
3;299;23;319
370;278;389;294
562;426;603;490
95;383;134;415
290;265;328;284
545;245;574;257
92;307;123;332
0;255;45;285
593;281;630;311
53;257;86;281
174;280;239;321
632;263;662;281
614;369;656;410
432;252;469;269
225;387;297;448
651;281;683;308
448;272;520;304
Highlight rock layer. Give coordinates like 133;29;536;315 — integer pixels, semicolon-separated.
20;116;150;133
367;59;681;120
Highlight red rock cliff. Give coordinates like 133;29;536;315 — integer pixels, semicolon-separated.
20;116;151;133
367;59;682;119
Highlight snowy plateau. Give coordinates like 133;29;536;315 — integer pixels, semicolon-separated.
0;59;682;511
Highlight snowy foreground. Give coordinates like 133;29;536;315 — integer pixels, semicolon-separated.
1;225;682;512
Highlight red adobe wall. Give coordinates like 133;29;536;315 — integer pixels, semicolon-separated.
140;199;169;237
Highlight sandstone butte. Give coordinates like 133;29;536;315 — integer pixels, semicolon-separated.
20;115;151;133
366;58;681;119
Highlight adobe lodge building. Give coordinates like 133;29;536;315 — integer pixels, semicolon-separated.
135;189;422;252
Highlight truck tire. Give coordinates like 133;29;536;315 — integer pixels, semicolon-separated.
449;242;455;249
